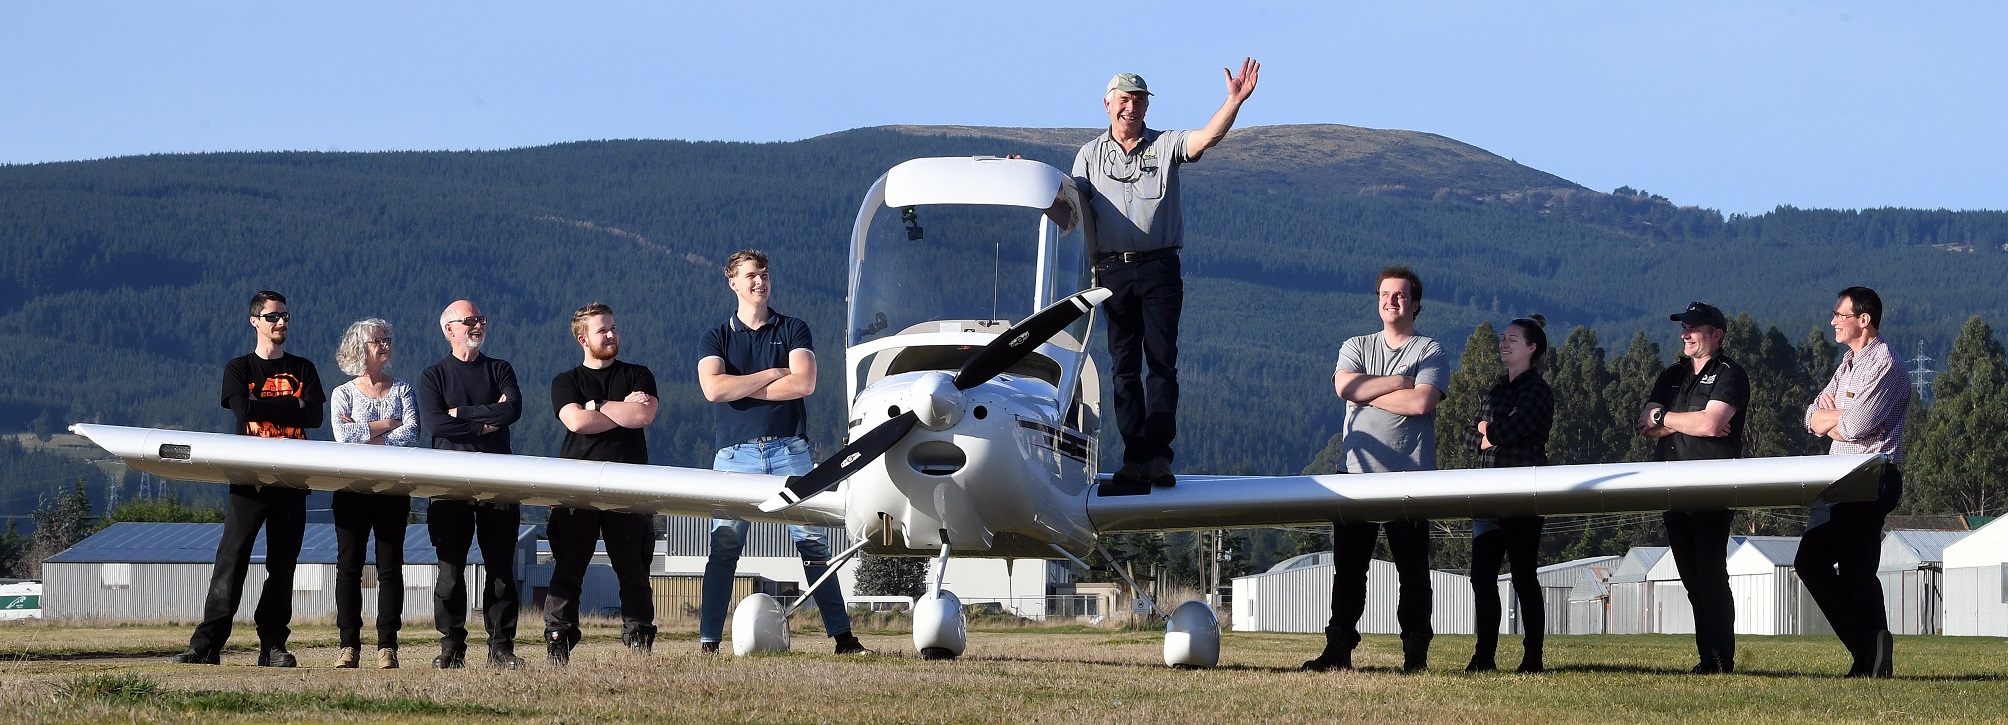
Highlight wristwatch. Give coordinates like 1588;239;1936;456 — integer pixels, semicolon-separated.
1651;408;1667;428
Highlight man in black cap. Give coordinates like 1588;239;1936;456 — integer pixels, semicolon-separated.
1635;302;1747;674
1073;59;1258;489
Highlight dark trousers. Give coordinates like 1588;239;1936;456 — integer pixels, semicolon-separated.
1097;253;1182;464
1664;508;1735;670
428;499;520;653
332;491;410;650
187;484;307;654
543;507;657;641
1796;467;1901;668
1470;517;1544;659
1327;520;1434;648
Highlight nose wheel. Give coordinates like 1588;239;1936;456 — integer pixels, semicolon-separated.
912;541;967;659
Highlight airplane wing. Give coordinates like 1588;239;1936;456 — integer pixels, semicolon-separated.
71;424;846;527
1086;454;1885;532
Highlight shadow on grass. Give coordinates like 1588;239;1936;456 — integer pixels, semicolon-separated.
1548;663;2008;682
56;673;522;716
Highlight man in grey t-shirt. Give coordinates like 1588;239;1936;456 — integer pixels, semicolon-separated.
1304;265;1449;673
1073;59;1258;491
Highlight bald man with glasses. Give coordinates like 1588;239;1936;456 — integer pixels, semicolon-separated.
417;300;525;669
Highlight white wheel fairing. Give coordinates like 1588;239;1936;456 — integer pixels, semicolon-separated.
912;590;967;658
1163;600;1220;669
731;593;791;656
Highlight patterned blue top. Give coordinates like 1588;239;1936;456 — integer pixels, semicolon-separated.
329;377;419;447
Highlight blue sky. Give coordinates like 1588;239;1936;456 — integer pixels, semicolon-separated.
4;1;2002;215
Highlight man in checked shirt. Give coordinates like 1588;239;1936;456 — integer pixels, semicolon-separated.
1800;286;1911;679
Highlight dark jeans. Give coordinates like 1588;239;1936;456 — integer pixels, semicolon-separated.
1796;467;1901;667
1327;520;1433;649
187;484;307;654
1664;508;1735;670
1097;253;1182;464
333;491;410;650
428;499;520;653
1470;517;1544;659
543;507;657;641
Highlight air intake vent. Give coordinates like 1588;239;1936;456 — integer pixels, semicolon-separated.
159;444;192;460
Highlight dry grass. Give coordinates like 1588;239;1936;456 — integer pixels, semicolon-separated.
2;620;2006;723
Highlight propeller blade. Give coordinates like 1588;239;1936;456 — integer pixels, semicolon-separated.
758;411;918;512
953;287;1111;391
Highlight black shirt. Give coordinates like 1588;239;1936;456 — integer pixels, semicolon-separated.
551;360;657;464
220;352;325;439
700;310;812;451
1466;369;1553;468
418;353;521;454
1647;354;1749;462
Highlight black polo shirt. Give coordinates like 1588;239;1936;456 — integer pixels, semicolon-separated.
551;360;657;464
700;309;812;451
1647;354;1749;462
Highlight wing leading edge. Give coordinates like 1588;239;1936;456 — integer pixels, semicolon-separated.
1086;454;1885;533
71;424;846;527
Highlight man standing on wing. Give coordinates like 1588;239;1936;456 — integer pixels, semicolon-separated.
1305;266;1447;673
1636;302;1748;675
417;300;525;669
1074;58;1258;490
545;302;661;665
1801;286;1910;678
173;290;325;667
697;250;867;655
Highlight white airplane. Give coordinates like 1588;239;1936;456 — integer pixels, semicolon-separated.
72;156;1885;668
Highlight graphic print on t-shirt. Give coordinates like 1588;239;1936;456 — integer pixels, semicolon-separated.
247;373;308;439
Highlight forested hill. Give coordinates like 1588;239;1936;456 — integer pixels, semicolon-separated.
3;123;2007;502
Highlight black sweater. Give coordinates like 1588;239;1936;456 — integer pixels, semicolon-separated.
418;353;521;453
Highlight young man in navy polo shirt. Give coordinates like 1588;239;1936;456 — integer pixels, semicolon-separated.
695;250;867;655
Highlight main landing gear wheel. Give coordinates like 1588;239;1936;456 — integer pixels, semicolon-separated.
912;590;967;660
730;593;792;656
1163;600;1220;669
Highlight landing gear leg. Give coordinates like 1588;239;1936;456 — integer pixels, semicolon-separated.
913;539;966;660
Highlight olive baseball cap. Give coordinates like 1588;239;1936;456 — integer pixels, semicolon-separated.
1670;301;1728;329
1107;73;1151;96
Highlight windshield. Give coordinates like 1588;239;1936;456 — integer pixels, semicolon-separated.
849;201;1090;349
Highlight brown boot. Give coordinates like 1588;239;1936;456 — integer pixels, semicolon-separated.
376;647;399;670
334;647;360;669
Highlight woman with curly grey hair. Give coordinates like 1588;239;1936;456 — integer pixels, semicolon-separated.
328;318;417;669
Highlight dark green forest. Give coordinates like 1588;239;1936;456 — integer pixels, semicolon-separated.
3;124;2006;586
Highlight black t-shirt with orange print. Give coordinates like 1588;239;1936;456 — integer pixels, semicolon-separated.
221;352;326;439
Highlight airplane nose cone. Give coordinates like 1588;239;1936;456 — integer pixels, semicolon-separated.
908;371;965;431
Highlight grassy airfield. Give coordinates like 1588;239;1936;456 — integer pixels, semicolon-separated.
2;620;2005;723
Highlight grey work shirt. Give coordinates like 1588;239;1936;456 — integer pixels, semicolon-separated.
1335;331;1450;473
1072;128;1195;253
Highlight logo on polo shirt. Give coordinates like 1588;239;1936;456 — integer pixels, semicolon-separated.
1700;374;1717;385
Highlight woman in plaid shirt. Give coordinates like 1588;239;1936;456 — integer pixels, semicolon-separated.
1463;315;1555;672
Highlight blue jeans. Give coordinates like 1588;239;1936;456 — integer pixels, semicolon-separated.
701;436;852;643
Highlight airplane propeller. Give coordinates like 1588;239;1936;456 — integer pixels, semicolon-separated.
758;287;1112;513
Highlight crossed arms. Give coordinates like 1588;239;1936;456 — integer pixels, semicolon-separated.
699;349;816;404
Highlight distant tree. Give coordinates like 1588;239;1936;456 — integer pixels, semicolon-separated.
1603;332;1664;463
1546;327;1612;466
99;494;223;529
24;480;94;577
0;520;26;578
853;554;928;599
1436;322;1503;471
1905;316;2008;516
1725;314;1820;458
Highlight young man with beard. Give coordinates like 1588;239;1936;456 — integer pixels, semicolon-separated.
1635;302;1748;675
544;302;661;665
1801;286;1910;678
1072;59;1259;489
696;250;867;655
417;299;525;669
173;290;326;667
1305;266;1448;673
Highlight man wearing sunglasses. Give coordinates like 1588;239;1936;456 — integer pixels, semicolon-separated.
1635;301;1748;674
417;299;526;669
1071;58;1259;490
1800;286;1910;678
173;290;326;667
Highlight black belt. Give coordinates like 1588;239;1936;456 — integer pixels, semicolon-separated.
1096;248;1178;264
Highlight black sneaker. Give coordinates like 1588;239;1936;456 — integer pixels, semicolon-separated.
546;630;578;666
432;648;466;669
1400;638;1429;673
623;625;656;655
169;649;219;665
834;632;872;655
1302;652;1352;672
488;649;525;669
256;647;297;668
1144;457;1175;487
699;641;720;654
1464;657;1497;673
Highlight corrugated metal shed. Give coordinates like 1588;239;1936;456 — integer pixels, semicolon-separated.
1230;553;1475;635
1942;517;2008;636
659;516;849;558
1493;556;1618;636
48;522;527;565
1880;529;1970;571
